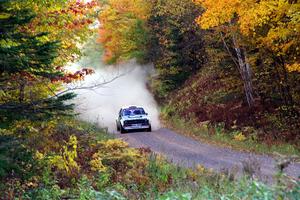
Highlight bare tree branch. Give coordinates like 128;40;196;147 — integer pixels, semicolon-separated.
54;71;127;96
220;32;240;69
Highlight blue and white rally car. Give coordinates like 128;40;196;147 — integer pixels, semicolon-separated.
116;106;152;133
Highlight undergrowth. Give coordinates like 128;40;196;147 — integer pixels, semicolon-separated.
0;117;299;199
161;106;300;156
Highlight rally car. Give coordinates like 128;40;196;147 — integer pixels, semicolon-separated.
116;106;152;133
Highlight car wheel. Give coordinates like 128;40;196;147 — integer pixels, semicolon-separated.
120;126;126;134
146;126;152;132
116;121;120;131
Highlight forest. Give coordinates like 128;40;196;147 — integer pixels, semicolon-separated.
1;0;299;199
99;0;300;143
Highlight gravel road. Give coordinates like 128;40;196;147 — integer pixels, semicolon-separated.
116;128;300;183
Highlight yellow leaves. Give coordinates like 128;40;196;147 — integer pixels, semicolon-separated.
239;0;296;37
239;1;270;35
92;139;147;171
98;139;129;150
49;155;68;171
108;0;151;20
25;181;38;188
35;151;45;160
233;132;247;141
68;134;78;150
195;0;300;74
286;63;300;72
187;164;214;181
196;164;206;173
101;142;141;163
90;153;107;172
49;135;79;174
194;0;241;29
155;154;166;164
195;0;300;38
0;13;11;19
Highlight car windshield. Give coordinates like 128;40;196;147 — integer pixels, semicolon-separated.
123;108;145;116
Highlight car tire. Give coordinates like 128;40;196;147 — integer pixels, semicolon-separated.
120;126;126;134
146;125;152;132
116;121;120;131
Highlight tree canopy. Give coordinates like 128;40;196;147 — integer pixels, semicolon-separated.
98;0;151;63
194;0;300;73
0;0;97;123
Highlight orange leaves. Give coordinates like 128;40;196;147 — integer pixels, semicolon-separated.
97;0;150;63
109;0;150;20
51;68;95;84
62;0;98;29
66;18;94;30
27;0;98;32
20;0;99;67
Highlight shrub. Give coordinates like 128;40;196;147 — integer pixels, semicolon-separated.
48;135;79;175
233;131;247;142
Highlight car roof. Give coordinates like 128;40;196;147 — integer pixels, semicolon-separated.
121;106;144;110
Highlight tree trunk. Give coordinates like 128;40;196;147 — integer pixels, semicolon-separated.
220;32;255;107
231;35;254;107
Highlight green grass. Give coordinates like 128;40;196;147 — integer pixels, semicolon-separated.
73;118;113;141
160;109;299;157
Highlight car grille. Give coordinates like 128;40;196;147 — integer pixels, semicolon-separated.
124;119;148;126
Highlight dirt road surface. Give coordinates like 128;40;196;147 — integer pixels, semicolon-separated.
116;128;300;183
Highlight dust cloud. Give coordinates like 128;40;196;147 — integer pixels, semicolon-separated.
68;38;160;132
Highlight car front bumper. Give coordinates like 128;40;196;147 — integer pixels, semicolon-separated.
123;124;151;130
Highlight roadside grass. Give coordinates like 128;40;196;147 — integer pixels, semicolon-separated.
138;154;300;200
160;108;299;157
21;152;300;200
74;119;113;140
2;117;299;199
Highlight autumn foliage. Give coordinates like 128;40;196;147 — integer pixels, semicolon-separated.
194;0;300;73
98;0;151;63
0;0;98;122
1;0;300;199
97;0;300;141
189;0;300;135
24;0;99;65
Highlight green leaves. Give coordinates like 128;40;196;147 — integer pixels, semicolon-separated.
0;1;91;123
159;191;192;200
147;0;206;99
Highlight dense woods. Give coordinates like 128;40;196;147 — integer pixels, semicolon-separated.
99;0;300;143
1;0;299;199
0;0;97;124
